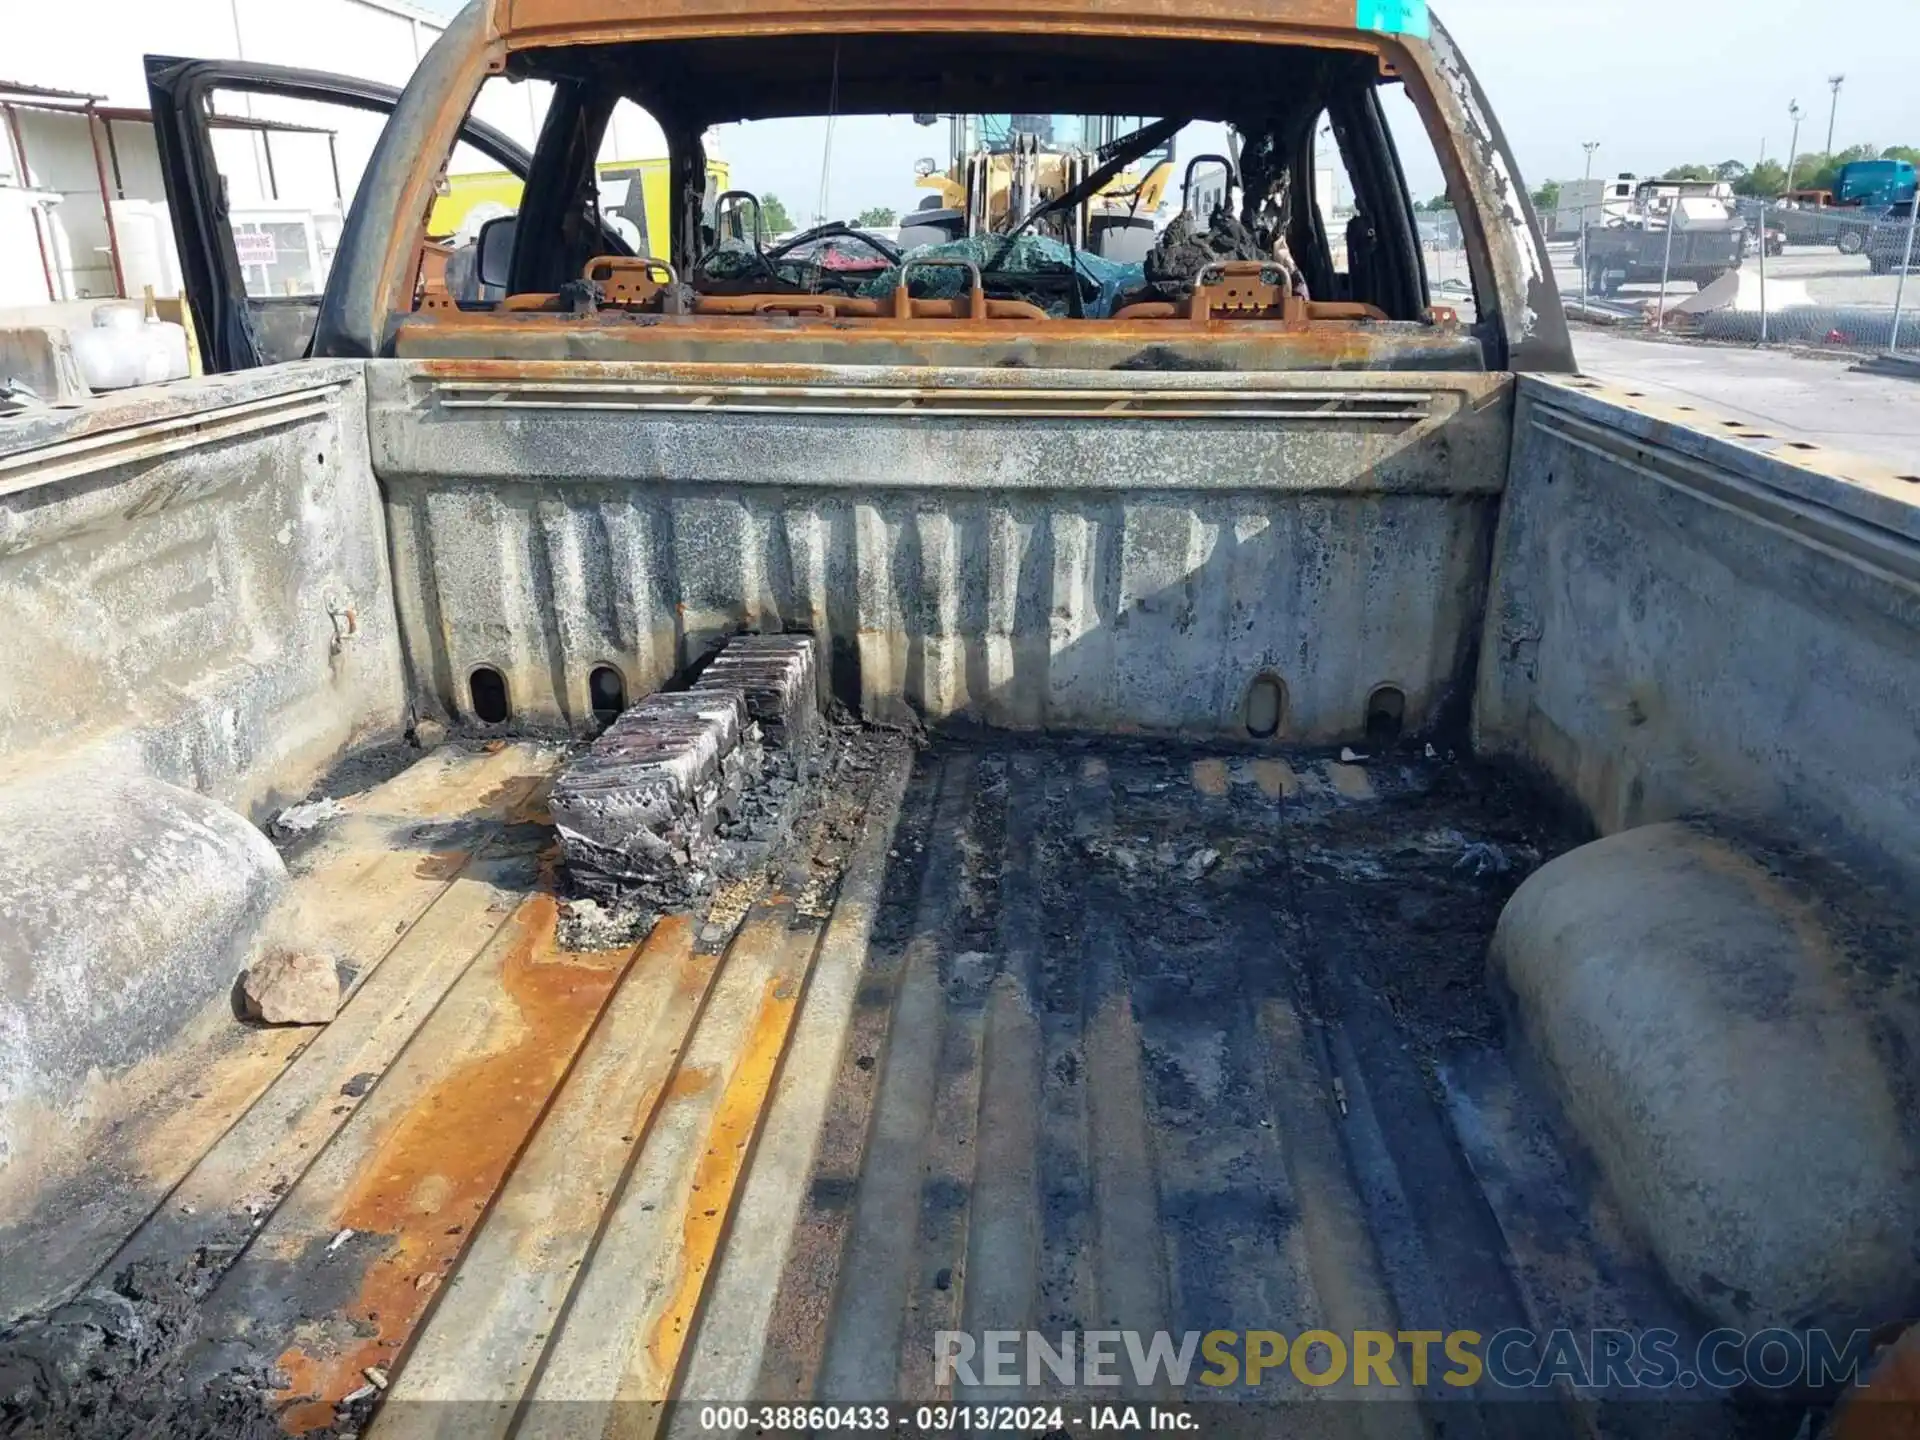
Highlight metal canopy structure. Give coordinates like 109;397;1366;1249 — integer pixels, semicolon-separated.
0;79;113;300
0;80;107;105
1;78;344;302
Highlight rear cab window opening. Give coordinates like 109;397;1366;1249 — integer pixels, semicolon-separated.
396;26;1503;371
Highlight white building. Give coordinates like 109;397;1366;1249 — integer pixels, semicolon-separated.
0;0;670;308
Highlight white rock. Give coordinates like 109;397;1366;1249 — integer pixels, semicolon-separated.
270;797;343;838
240;949;341;1025
1181;847;1221;881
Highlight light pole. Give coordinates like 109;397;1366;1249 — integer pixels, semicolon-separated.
1892;197;1918;355
1825;74;1845;157
1583;141;1600;181
1785;101;1804;195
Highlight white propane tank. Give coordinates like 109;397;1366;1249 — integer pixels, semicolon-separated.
70;302;191;391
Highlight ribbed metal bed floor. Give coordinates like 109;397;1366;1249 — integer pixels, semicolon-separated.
3;735;1749;1440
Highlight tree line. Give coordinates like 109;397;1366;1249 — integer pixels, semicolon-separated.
1406;144;1920;215
1662;144;1919;198
745;196;898;236
811;146;1919;229
1522;143;1919;213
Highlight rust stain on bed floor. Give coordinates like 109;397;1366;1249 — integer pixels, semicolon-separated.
274;893;640;1432
1189;757;1230;796
1247;757;1300;799
411;849;472;881
479;772;554;827
639;960;811;1414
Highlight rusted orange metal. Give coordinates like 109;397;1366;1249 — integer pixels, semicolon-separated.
586;254;677;307
390;307;1457;372
495;0;1375;49
273;890;641;1433
1195;259;1294;320
1107;299;1178;321
415;241;457;312
1832;1324;1920;1440
1307;299;1393;321
1109;267;1393;325
601;289;1394;328
645;970;807;1397
481;288;1062;323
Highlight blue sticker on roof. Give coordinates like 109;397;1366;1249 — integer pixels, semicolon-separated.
1357;0;1430;37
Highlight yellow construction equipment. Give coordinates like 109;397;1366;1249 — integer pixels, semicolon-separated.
901;113;1174;260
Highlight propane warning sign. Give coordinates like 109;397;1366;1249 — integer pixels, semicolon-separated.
1356;0;1429;37
234;230;279;268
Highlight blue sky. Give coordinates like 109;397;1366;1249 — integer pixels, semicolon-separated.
416;0;1914;215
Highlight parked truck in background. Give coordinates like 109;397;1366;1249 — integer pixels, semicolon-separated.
1835;157;1918;210
1865;196;1918;275
1771;177;1911;255
0;2;1916;1437
1577;177;1747;292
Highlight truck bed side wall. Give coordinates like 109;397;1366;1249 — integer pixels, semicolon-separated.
0;361;407;1190
1475;375;1920;882
0;361;407;817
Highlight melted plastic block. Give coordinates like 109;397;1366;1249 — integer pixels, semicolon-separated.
553;635;822;896
550;689;752;893
692;633;818;770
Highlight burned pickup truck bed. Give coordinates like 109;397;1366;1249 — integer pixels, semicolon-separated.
0;727;1748;1440
6;0;1920;1415
1;314;1917;1434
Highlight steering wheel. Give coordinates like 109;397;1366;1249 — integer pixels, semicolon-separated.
767;221;904;266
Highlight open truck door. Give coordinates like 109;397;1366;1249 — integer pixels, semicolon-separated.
143;56;531;374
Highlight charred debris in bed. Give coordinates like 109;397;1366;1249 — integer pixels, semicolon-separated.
554;705;906;952
550;635;821;898
0;723;1577;1439
0;702;909;1440
0;1250;280;1440
1022;731;1591;1063
551;633;840;947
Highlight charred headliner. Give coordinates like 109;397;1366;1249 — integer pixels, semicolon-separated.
505;32;1381;129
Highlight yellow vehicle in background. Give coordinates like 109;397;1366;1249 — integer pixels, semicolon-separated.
430;157;729;255
901;113;1174;261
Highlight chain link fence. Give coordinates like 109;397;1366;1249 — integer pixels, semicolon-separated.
1526;191;1918;360
1419;191;1919;360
